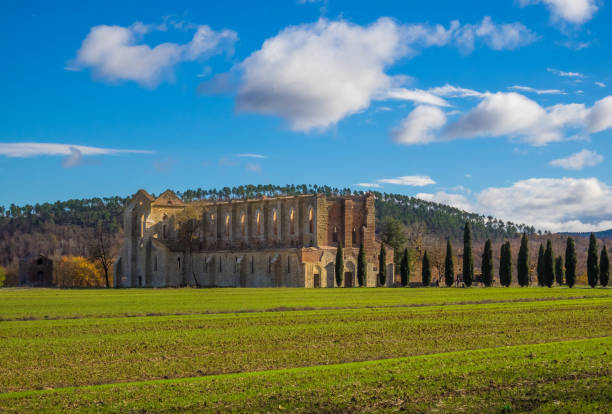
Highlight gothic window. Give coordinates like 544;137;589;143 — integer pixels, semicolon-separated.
154;256;158;271
287;256;291;274
290;208;295;234
308;207;314;233
241;213;246;237
333;226;338;243
225;215;230;237
352;227;357;245
140;214;145;238
219;256;222;272
162;224;166;239
235;257;239;273
203;258;207;273
273;210;278;236
268;256;272;273
251;256;254;274
177;257;181;270
256;210;261;234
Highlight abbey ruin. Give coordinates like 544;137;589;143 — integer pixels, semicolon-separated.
114;189;394;288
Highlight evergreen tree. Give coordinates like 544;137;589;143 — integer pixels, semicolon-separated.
537;244;545;286
544;240;554;288
555;256;564;286
462;222;474;287
565;237;577;288
422;251;431;287
481;239;493;287
357;242;366;287
400;248;409;287
335;242;344;287
587;233;599;288
600;245;609;287
517;233;529;287
379;243;387;286
444;240;454;287
499;242;512;287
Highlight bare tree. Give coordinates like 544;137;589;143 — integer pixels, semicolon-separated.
175;206;203;287
90;220;119;288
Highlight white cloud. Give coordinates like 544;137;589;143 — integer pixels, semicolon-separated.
354;183;382;188
519;0;599;24
61;147;84;168
428;84;486;98
509;85;566;95
416;191;473;211
74;22;237;87
378;175;436;186
235;17;535;131
392;105;447;144
587;96;612;132
477;177;612;232
245;163;262;173
376;88;450;107
547;68;584;78
595;81;606;88
549;149;603;170
0;142;151;157
234;153;266;158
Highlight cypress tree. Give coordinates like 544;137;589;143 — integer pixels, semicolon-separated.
517;233;529;287
379;243;387;286
565;237;577;288
544;240;554;288
463;222;474;287
400;248;409;287
357;242;366;287
537;244;545;286
499;242;512;287
335;242;344;287
555;256;564;286
600;245;609;287
587;233;599;288
422;251;431;287
481;239;493;287
444;240;454;287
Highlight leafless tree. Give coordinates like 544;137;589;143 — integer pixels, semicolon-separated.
176;206;203;287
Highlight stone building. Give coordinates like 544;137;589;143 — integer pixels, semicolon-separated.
114;189;394;288
19;254;54;286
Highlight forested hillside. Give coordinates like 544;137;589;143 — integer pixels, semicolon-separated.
0;184;538;281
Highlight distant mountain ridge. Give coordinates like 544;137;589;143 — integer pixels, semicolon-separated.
560;229;612;239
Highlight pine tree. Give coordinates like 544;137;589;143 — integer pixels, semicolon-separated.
422;251;431;287
600;245;609;287
544;240;554;288
537;244;545;286
463;222;474;287
481;239;493;287
517;233;529;287
400;248;409;287
335;242;344;287
555;256;564;286
565;237;577;288
587;233;599;288
357;242;366;287
444;240;454;287
379;243;387;286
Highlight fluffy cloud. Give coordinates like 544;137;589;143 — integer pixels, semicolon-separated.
235;17;536;131
392;105;447;144
415;191;473;211
477;177;612;232
395;92;612;146
74;22;237;87
509;85;566;95
549;149;603;170
519;0;599;24
378;175;436;186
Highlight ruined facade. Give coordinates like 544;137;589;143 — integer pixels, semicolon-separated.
19;254;54;286
114;190;393;288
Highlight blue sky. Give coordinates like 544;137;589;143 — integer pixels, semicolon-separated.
1;0;611;231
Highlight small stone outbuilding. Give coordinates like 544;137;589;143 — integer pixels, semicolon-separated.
19;254;54;286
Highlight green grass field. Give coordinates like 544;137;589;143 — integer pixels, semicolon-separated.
0;287;610;412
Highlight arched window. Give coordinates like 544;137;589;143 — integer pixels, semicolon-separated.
219;256;222;272
333;226;338;243
177;257;181;270
287;256;291;274
290;208;295;234
251;256;254;273
268;256;272;273
352;227;357;245
256;210;261;234
241;214;246;236
225;214;230;237
204;258;207;273
154;256;158;271
140;214;145;238
308;208;314;233
162;224;167;239
273;210;278;236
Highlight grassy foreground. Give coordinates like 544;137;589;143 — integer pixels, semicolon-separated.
0;287;610;412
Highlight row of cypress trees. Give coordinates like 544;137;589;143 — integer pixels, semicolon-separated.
335;227;609;288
